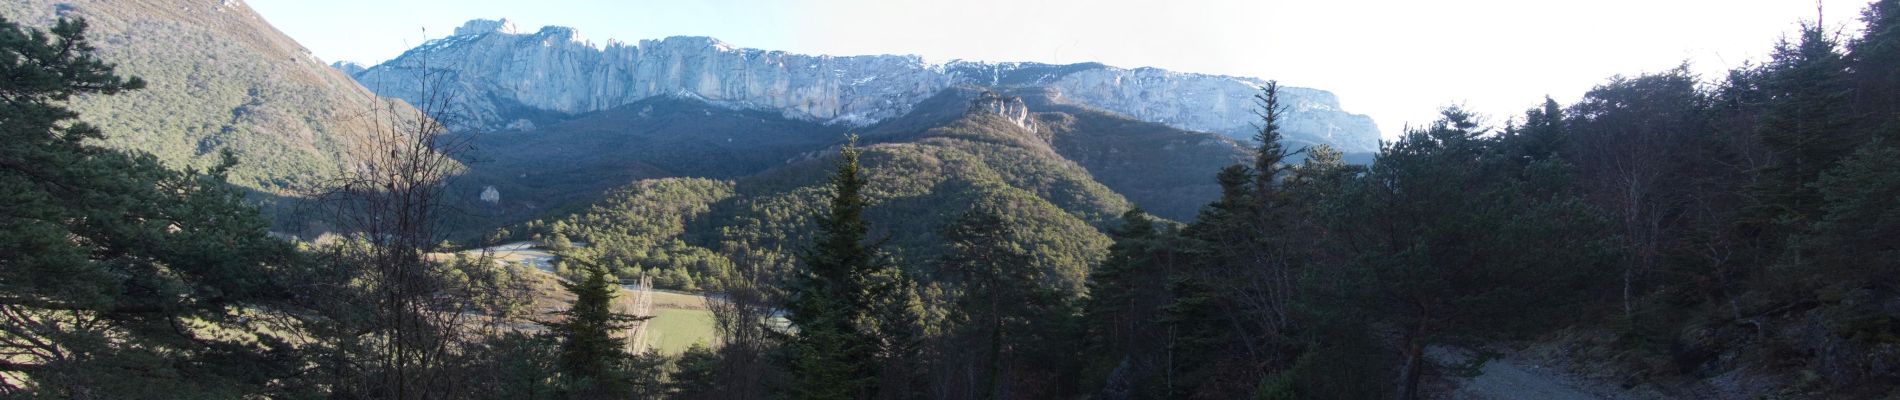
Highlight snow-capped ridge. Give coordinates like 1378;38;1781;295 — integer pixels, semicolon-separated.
454;18;518;36
328;60;365;76
654;36;737;52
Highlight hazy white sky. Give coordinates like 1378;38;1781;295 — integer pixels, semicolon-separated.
249;0;1870;139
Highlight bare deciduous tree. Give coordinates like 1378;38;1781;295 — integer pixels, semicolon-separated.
703;268;781;400
304;47;528;399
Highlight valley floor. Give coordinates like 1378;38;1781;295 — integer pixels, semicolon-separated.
468;242;720;355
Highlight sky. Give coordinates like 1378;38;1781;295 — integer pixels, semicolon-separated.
248;0;1871;140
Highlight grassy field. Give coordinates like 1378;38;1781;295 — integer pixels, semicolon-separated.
649;290;710;310
636;288;718;355
455;242;722;356
643;308;717;355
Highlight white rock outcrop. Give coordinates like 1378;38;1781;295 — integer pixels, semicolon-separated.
970;91;1033;131
479;185;500;204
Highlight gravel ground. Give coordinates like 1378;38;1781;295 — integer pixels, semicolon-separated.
1429;346;1638;400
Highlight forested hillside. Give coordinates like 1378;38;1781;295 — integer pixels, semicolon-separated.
0;0;411;191
438;85;1252;239
524;92;1131;294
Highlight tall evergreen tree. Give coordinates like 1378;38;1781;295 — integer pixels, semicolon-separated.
1252;80;1294;194
1157;79;1321;398
541;262;644;399
1156;164;1258;398
1283;144;1361;218
1751;26;1860;228
1503;97;1567;163
670;344;722;400
1080;209;1182;399
785;136;886;400
936;205;1077;399
867;261;928;400
1809;144;1900;284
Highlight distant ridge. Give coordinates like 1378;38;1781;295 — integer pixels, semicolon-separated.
353;18;1382;152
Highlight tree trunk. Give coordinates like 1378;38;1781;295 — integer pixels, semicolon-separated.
1394;339;1424;400
985;298;1003;400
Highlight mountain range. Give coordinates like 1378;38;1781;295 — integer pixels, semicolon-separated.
346;18;1381;153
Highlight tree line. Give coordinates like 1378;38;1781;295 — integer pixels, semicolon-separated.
730;1;1900;398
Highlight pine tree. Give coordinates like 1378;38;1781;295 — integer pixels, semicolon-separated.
1155;80;1320;398
1082;210;1160;371
936;204;1077;398
785;136;885;399
541;262;644;398
869;268;933;399
670;343;722;400
1284;144;1360;214
1810;144;1900;284
1752;26;1859;228
1252;80;1294;195
1080;209;1183;399
1504;97;1567;163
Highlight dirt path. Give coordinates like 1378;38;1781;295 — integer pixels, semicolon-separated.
1428;346;1626;400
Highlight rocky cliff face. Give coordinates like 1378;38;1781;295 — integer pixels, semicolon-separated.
355;19;1382;152
1043;68;1380;152
969;91;1034;131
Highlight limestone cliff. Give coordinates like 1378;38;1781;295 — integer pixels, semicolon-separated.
355;19;1382;152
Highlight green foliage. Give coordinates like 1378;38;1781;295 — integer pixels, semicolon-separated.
1079;210;1181;396
1749;26;1861;230
1325;112;1618;400
538;178;738;290
539;261;649;399
1809;143;1900;284
1852;0;1900;137
935;205;1084;398
1152;81;1328;398
0;16;321;397
783;137;895;399
1252;80;1294;184
670;343;722;399
624;352;672;399
0;1;412;194
457;332;562;399
1159;163;1269;397
444;97;844;237
1085;104;1623;399
523;107;1120;299
1504;97;1568;162
1251;324;1394;400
